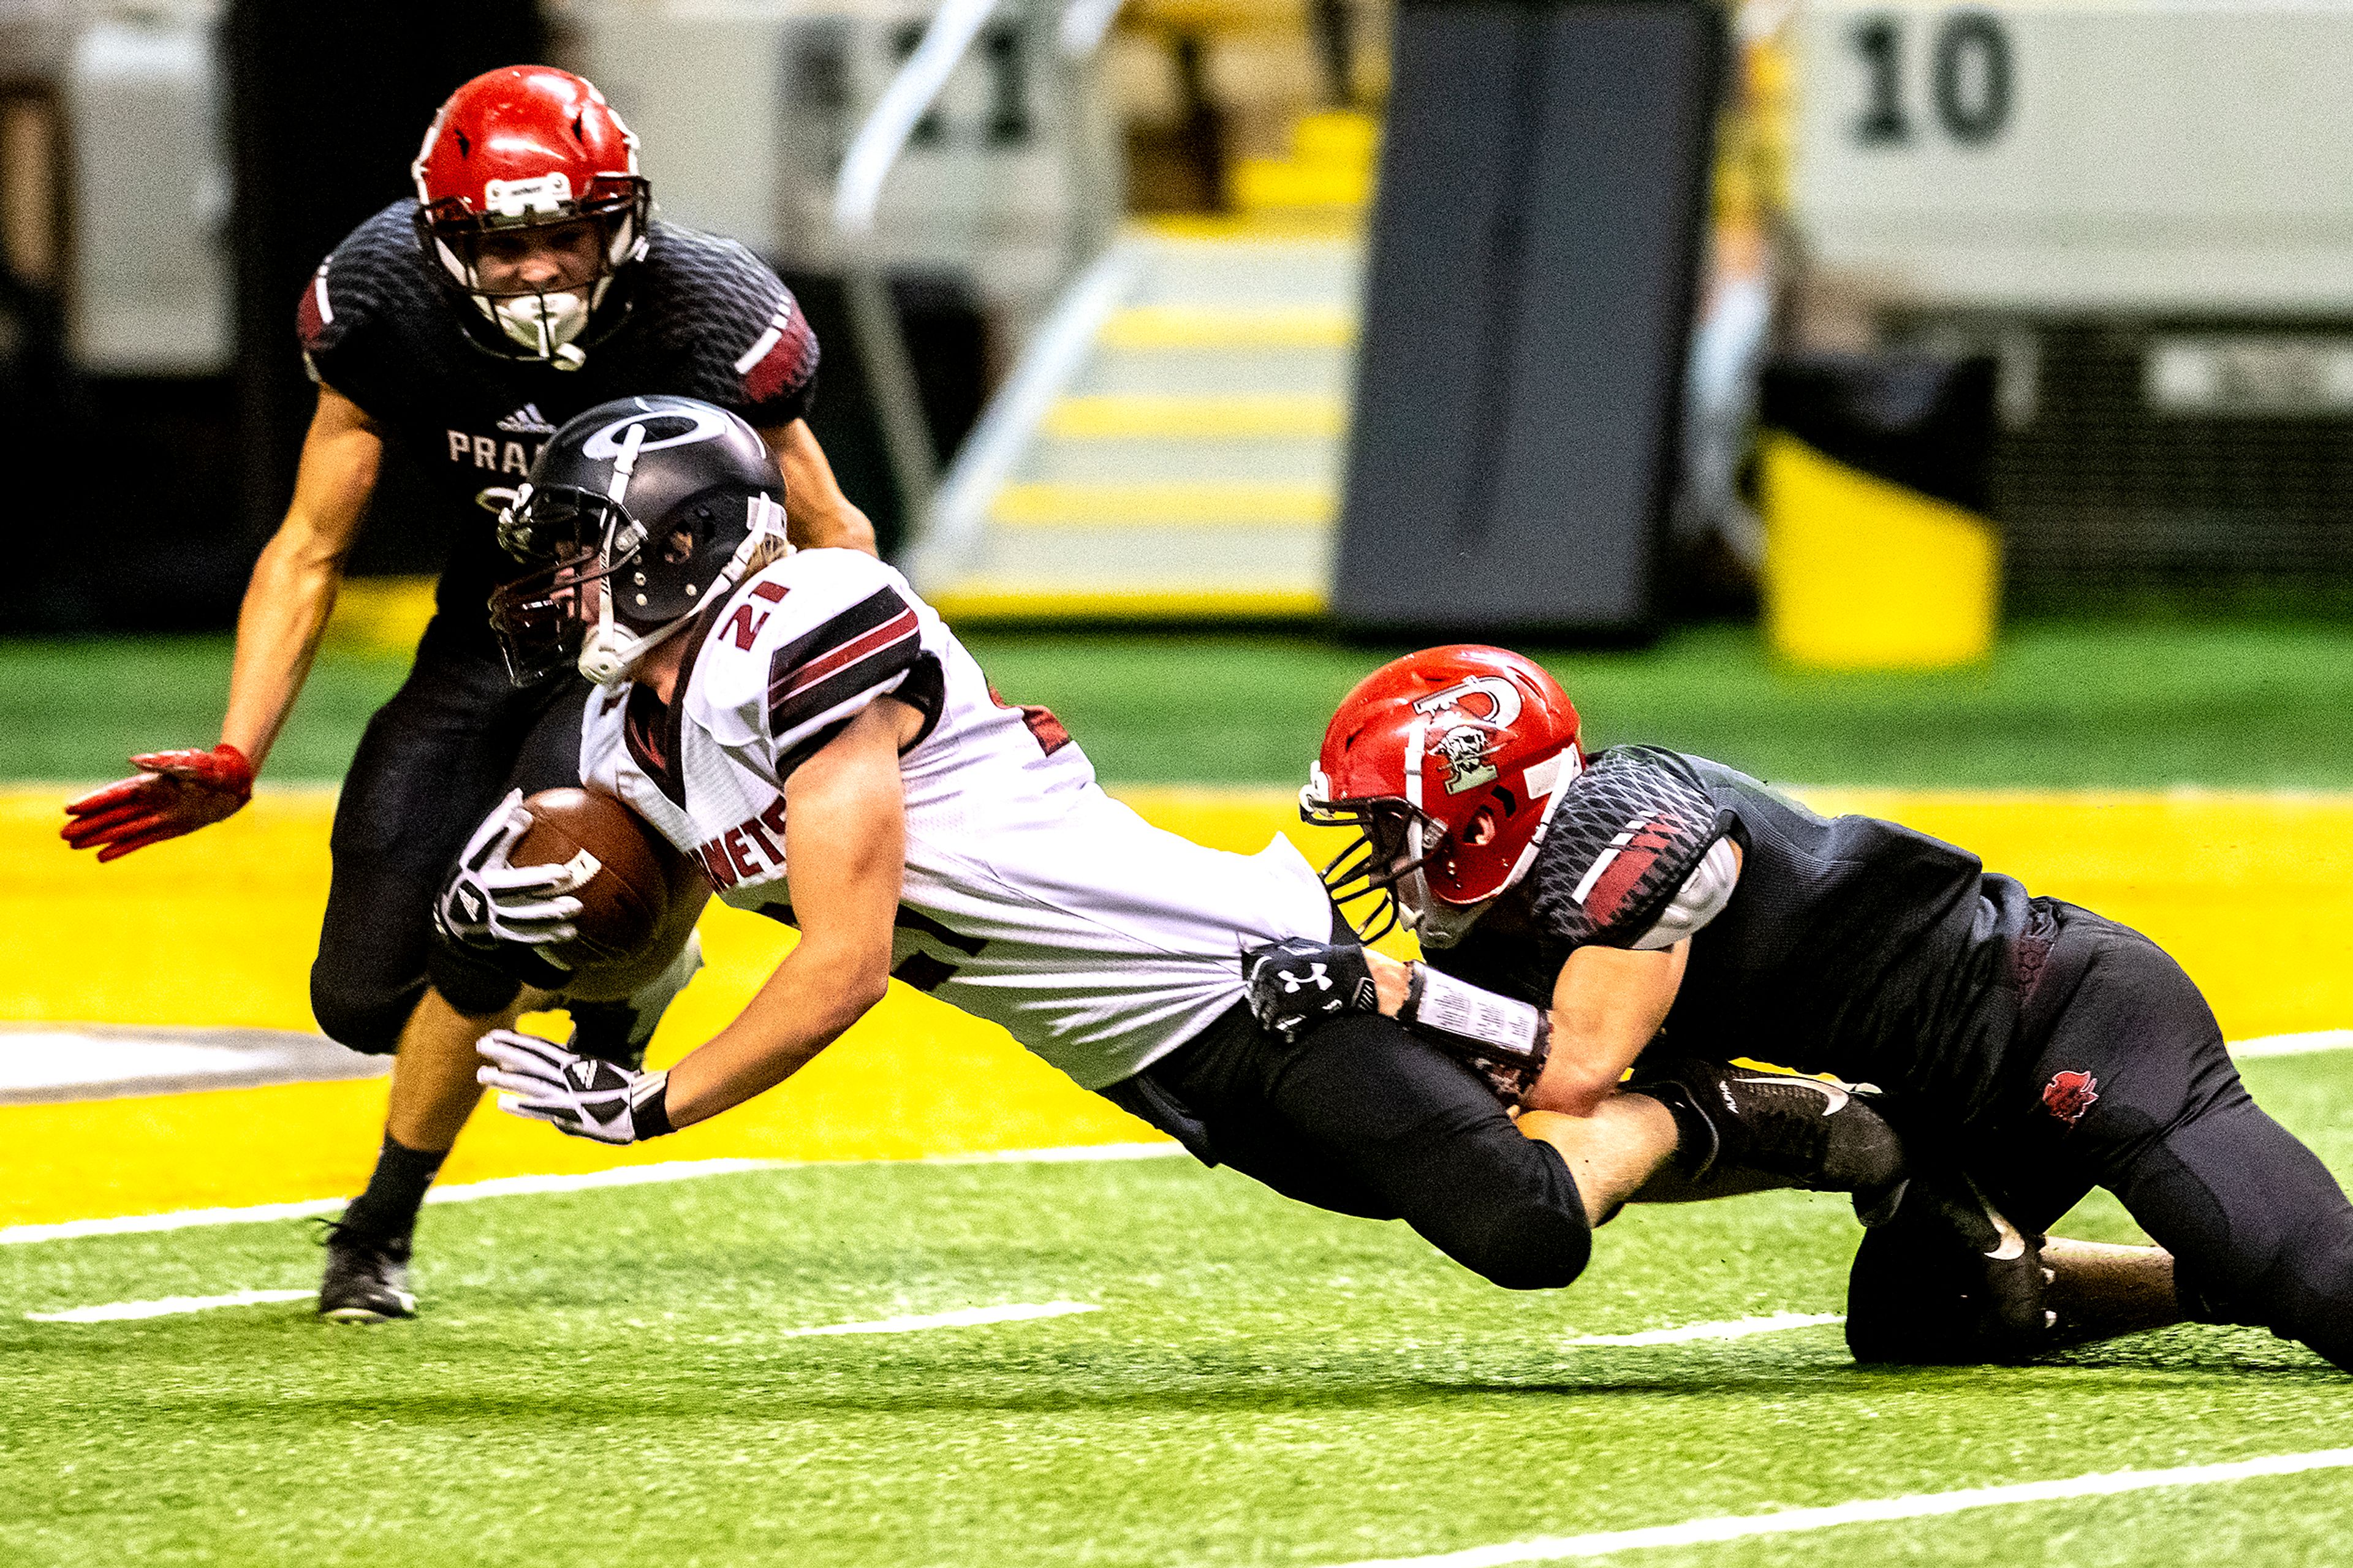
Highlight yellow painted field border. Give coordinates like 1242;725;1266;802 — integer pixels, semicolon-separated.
6;784;2353;1229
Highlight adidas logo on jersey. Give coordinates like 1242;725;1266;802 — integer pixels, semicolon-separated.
496;403;556;434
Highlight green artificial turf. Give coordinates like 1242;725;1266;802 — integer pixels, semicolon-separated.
9;616;2353;789
1;638;417;787
3;1053;2351;1568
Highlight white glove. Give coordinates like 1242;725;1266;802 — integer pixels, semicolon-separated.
476;1029;674;1145
436;789;589;957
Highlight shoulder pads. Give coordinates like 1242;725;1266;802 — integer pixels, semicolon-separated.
640;223;819;423
689;551;930;768
295;202;431;403
1526;746;1732;950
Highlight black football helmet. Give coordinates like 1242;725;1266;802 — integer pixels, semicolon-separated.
490;395;787;686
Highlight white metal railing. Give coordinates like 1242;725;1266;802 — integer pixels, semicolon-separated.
829;0;1126;537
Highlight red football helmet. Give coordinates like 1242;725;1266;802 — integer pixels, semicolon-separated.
411;65;650;368
1303;646;1585;947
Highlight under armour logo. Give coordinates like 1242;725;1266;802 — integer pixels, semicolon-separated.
1278;963;1332;994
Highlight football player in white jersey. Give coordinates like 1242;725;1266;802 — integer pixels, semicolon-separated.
439;396;1907;1307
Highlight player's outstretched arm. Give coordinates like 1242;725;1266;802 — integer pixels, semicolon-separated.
61;384;381;860
222;384;384;767
763;418;878;557
1526;835;1744;1115
663;696;920;1126
1523;941;1694;1117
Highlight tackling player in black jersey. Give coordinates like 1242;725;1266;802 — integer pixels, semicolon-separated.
1249;645;2353;1372
61;66;877;1322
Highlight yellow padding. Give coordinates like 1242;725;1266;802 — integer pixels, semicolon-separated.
991;481;1335;528
1762;433;2000;670
0;790;1347;1227
1232;161;1371;212
1292;110;1381;167
1132;211;1366;241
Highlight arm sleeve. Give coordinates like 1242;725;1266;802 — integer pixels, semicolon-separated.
700;243;819;427
1627;835;1739;950
294;246;388;412
735;282;820;428
1525;746;1734;951
295;256;347;388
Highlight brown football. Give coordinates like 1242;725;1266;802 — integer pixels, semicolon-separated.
509;787;705;998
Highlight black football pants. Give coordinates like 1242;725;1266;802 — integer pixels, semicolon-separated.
1101;1004;1593;1290
1963;909;2353;1368
310;622;589;1055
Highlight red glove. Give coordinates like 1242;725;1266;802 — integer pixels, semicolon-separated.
61;744;255;862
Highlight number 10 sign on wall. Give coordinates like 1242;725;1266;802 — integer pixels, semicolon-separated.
1788;2;2353;315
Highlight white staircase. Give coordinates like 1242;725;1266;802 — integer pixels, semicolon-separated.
907;224;1363;618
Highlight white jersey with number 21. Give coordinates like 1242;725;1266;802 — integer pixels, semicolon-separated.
577;547;1333;1089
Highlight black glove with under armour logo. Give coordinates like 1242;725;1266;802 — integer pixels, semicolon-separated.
1243;939;1381;1043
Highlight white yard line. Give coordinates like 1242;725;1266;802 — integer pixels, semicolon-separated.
26;1293;1099;1331
28;1288;315;1324
933;1142;1184;1165
777;1301;1098;1338
1316;1449;2353;1568
0;1158;782;1245
1565;1311;1843;1347
0;1143;1186;1247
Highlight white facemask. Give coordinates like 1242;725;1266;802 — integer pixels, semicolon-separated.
577;492;792;689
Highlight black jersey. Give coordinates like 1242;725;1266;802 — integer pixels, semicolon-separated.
296;200;819;645
1425;750;2036;1115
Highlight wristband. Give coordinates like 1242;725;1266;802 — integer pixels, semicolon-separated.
633;1073;675;1140
1400;964;1552;1107
1403;964;1550;1067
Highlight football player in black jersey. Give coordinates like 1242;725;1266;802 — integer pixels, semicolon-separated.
60;66;877;1322
1249;645;2353;1372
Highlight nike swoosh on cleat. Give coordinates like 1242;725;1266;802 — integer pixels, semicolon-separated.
1964;1173;2030;1260
1732;1075;1851;1115
1982;1208;2028;1260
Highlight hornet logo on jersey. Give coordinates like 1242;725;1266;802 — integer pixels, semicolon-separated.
2043;1069;2100;1127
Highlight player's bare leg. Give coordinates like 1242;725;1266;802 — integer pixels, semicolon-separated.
320;984;550;1324
1518;1096;1680;1227
385;985;547;1149
2045;1239;2181;1343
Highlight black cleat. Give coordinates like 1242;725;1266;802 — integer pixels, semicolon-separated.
1634;1058;1909;1200
316;1221;417;1324
1846;1172;2053;1364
